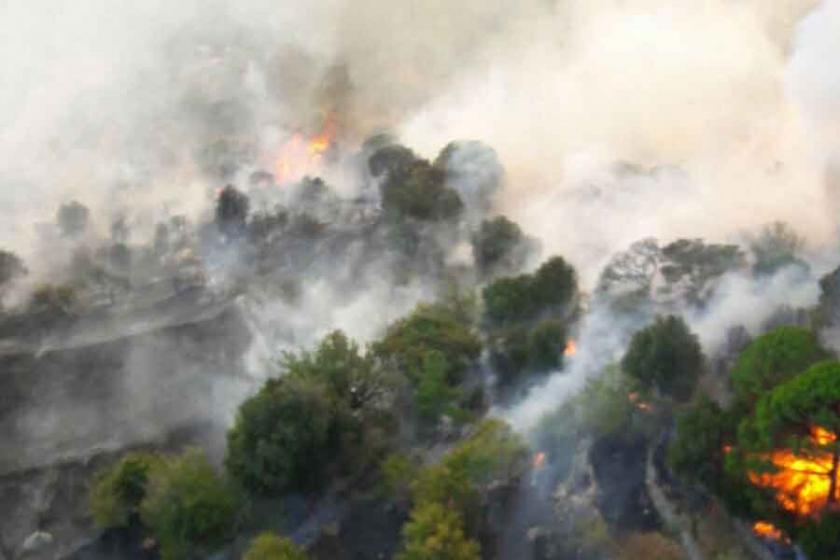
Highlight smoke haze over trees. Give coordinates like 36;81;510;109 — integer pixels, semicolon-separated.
3;0;840;559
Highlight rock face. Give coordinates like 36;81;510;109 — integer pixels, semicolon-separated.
0;297;252;560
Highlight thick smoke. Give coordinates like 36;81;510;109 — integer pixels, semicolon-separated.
2;0;839;438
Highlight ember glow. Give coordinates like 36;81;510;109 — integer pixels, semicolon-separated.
563;339;577;357
747;426;839;517
273;116;336;184
627;391;652;413
752;521;787;543
532;451;547;470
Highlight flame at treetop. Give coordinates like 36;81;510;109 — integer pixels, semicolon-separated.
752;521;788;543
563;339;577;357
747;425;839;517
532;451;547;470
273;116;336;184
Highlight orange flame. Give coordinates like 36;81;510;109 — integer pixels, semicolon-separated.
563;339;577;357
752;521;787;542
747;426;839;517
532;451;547;470
274;116;335;184
628;391;653;412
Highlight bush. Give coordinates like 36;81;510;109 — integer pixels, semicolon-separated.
375;304;481;385
228;331;398;496
621;315;703;401
226;376;332;495
415;351;459;423
397;502;480;560
381;453;419;502
140;449;239;560
667;396;739;491
243;533;308;560
482;256;577;326
471;217;528;277
89;452;163;528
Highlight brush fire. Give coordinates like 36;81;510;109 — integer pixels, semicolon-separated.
563;339;577;357
752;521;787;543
747;426;840;518
273;116;336;184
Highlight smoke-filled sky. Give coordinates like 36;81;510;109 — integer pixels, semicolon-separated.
1;0;838;285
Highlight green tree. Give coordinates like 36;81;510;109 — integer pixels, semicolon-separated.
668;396;738;490
243;533;308;560
397;502;480;560
730;326;828;404
381;453;419;503
621;315;703;401
140;449;238;560
749;221;805;275
227;331;398;496
482;256;577;326
226;376;332;495
527;319;567;372
471;217;528;277
576;365;640;440
415;351;458;423
89;452;163;528
744;361;840;503
531;256;577;311
412;420;526;513
375;303;481;385
371;145;463;221
482;275;536;325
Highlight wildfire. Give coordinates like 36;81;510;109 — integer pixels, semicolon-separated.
532;451;547;470
563;339;577;357
628;391;653;413
273;116;336;184
752;521;787;543
747;425;839;517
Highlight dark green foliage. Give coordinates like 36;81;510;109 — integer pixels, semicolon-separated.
659;239;744;305
482;275;535;324
216;185;250;235
415;351;458;423
482;256;577;326
490;319;567;385
89;452;163;528
730;326;828;404
796;511;840;560
749;221;806;275
749;361;840;448
0;250;25;289
381;453;418;503
375;303;481;385
621;315;703;401
596;238;660;308
397;503;480;560
668;397;738;490
489;326;531;385
597;238;745;310
226;331;397;496
531;256;577;310
527;319;567;372
226;376;332;495
577;366;642;440
57;200;89;237
29;284;77;315
471;217;528;277
140;449;239;560
411;419;527;512
370;145;463;221
243;533;308;560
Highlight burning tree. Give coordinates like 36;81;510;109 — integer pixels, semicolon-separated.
739;361;840;517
